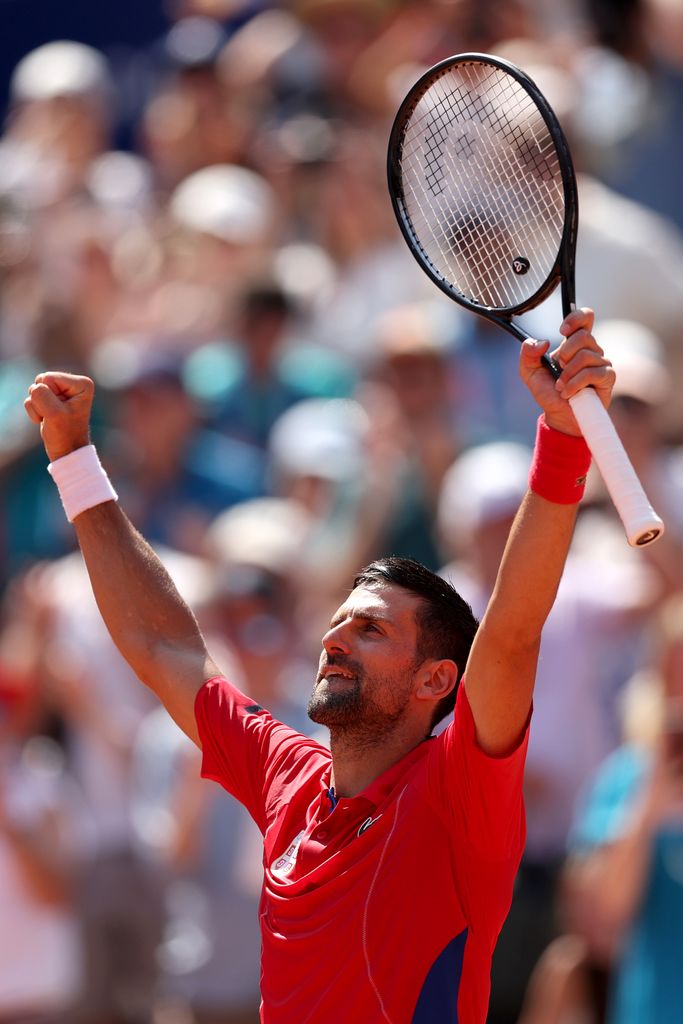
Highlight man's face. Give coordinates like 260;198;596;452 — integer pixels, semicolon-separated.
308;583;424;740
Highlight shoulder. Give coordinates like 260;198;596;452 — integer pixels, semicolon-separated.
196;675;329;767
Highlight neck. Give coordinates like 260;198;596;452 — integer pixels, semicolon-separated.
328;719;429;798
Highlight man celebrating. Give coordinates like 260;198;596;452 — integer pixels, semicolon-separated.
24;309;613;1023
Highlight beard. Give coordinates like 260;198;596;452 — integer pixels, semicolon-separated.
307;655;413;742
307;671;363;729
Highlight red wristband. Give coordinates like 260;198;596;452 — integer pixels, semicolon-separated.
528;416;591;504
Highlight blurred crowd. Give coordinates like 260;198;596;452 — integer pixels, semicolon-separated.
1;1;683;1022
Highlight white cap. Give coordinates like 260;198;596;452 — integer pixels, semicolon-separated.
208;498;311;575
169;164;275;244
269;398;368;482
10;41;111;103
597;319;670;405
438;441;532;537
87;151;153;212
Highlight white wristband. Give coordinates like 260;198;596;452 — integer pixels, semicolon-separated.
47;444;118;523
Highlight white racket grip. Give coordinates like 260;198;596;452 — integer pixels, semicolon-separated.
568;388;664;546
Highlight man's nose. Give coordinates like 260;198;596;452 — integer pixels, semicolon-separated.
322;622;351;655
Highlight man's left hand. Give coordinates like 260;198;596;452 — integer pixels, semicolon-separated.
520;307;615;436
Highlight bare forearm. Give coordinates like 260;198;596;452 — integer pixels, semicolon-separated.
487;490;578;646
591;778;674;931
593;831;652;932
73;501;215;732
462;311;611;754
23;373;216;741
466;491;578;752
75;502;200;661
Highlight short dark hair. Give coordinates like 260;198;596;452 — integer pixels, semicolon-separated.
352;556;479;731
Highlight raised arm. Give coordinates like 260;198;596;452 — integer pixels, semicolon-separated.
24;372;220;745
463;309;615;755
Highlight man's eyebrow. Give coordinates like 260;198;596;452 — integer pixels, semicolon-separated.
328;609;391;628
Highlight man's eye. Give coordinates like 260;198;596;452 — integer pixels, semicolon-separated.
364;622;380;633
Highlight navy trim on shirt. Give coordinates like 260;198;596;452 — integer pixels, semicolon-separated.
411;928;467;1023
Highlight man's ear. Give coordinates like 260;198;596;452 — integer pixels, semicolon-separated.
414;660;458;703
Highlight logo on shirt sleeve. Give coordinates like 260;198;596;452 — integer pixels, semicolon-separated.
271;830;305;879
244;703;266;715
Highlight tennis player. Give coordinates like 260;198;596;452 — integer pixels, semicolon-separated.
24;308;613;1023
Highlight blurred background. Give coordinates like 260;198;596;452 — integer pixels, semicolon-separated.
1;1;683;1023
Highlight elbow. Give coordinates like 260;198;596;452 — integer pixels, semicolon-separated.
110;632;174;694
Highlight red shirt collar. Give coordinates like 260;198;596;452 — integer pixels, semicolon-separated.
319;736;434;812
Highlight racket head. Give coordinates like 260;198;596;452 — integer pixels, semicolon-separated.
387;52;578;321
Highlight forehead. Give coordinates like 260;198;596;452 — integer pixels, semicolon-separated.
333;583;422;628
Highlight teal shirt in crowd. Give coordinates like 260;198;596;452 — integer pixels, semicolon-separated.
571;745;683;1024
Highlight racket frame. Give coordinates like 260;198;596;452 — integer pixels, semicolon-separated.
387;51;577;355
387;51;664;547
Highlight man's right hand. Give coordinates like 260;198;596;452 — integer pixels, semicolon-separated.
24;372;94;462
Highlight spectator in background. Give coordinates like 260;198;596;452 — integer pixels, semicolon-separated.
287;122;444;367
132;705;264;1024
202;496;318;706
30;546;220;1024
186;278;355;451
3;41;113;208
0;42;128;585
137;16;246;191
290;0;394;117
360;300;463;569
446;315;542;449
0;572;84;1024
97;348;265;555
166;163;277;307
578;0;683;235
346;0;538;118
564;592;683;1024
262;395;375;654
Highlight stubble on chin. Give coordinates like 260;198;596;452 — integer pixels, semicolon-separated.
307;675;411;750
307;679;363;728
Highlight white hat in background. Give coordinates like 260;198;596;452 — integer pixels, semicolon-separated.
87;151;154;213
268;398;369;483
207;498;311;576
169;164;275;245
596;319;670;405
438;441;532;539
10;40;112;103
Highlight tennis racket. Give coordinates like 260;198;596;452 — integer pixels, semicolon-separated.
387;52;664;547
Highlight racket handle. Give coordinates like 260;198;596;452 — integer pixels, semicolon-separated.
568;388;664;547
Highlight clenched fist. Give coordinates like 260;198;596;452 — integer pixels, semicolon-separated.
518;308;614;438
24;372;94;462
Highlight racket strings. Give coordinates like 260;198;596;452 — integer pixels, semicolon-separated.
404;68;560;299
398;62;566;310
413;73;560;302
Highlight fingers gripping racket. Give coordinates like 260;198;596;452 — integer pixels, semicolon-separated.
387;52;664;547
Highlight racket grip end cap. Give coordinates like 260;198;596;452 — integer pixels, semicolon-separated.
628;516;665;548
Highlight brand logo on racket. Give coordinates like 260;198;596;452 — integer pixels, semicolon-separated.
512;256;530;275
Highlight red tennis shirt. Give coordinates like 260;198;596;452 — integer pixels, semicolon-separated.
195;676;529;1023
